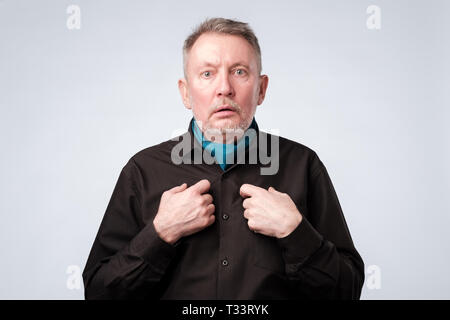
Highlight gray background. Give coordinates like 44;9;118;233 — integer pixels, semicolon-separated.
0;0;448;299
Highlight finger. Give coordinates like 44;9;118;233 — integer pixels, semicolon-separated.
239;183;264;198
205;203;215;216
247;219;258;233
242;198;252;209
206;214;216;227
190;179;211;194
202;194;213;205
243;208;250;219
167;183;187;194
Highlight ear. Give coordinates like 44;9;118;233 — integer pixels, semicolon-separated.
257;75;269;105
178;78;192;110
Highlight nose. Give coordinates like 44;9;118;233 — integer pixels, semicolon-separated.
216;71;235;98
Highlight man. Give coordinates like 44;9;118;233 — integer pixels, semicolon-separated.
83;18;365;299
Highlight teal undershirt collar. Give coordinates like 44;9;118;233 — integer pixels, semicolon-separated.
192;117;257;171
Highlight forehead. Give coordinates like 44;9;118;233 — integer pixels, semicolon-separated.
188;32;257;68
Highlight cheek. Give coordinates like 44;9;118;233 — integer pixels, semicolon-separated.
190;88;215;118
190;85;212;106
236;82;259;107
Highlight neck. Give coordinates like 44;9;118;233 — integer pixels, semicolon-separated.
192;117;257;145
203;128;246;144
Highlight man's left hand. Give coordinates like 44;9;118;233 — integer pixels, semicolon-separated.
240;184;303;238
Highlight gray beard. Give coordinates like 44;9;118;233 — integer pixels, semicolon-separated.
194;115;253;144
189;96;254;143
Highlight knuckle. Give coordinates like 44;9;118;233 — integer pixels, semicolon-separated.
201;205;211;216
203;216;212;227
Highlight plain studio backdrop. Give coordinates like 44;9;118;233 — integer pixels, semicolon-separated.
0;0;449;299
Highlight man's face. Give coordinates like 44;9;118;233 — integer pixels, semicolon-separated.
179;32;268;141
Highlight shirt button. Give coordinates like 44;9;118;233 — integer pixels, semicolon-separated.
222;259;229;266
222;214;229;220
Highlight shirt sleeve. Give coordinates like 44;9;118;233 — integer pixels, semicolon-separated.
82;158;177;299
276;154;365;299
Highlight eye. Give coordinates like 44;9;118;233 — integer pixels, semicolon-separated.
202;71;212;78
235;68;247;76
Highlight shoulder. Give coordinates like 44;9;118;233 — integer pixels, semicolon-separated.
132;132;189;163
120;132;189;176
261;130;325;176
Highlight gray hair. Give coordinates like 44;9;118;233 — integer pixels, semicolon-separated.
182;17;262;79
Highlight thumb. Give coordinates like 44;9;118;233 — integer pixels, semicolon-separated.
268;186;287;197
190;179;211;194
168;182;187;194
268;186;279;193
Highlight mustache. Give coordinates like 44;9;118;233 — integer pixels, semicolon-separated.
210;98;241;113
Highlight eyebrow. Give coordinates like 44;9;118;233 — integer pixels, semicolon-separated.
198;61;250;70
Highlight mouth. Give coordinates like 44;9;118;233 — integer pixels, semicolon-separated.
214;105;237;116
213;105;237;118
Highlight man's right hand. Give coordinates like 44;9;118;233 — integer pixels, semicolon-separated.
153;179;215;245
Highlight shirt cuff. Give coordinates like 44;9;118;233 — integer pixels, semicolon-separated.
129;222;178;273
276;216;324;265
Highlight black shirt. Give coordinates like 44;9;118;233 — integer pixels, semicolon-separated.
82;119;365;299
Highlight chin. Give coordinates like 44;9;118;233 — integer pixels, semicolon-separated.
212;118;239;129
